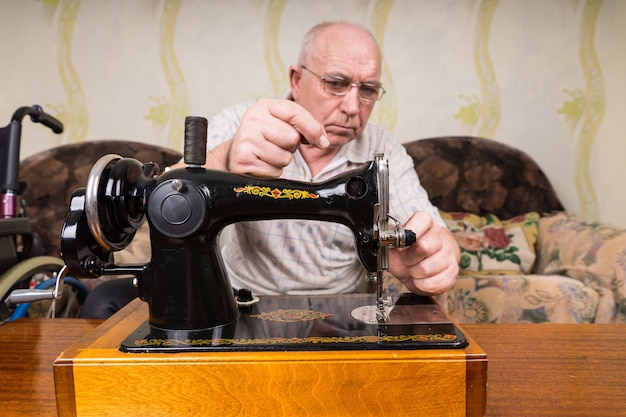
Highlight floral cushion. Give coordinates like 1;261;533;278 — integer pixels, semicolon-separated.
441;211;540;275
445;274;602;323
535;212;626;323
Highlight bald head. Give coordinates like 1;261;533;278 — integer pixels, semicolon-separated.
297;22;382;71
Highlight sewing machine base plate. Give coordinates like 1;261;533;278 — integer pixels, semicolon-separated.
121;293;466;352
54;296;487;417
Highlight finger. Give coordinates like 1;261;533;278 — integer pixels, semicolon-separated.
391;246;457;294
401;212;435;252
395;213;450;268
398;240;446;275
258;118;303;153
235;100;307;153
411;264;458;294
265;99;329;149
229;138;294;177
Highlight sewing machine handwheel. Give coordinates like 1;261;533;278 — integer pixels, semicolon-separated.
85;154;145;251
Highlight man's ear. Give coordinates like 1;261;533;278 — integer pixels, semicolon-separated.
289;65;302;100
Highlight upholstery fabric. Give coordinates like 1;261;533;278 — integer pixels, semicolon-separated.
535;212;626;322
440;211;540;275
399;137;625;323
447;274;600;323
404;136;564;219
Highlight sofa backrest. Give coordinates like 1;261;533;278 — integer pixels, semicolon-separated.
403;136;564;219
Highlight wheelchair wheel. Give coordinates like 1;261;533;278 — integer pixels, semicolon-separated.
0;256;65;323
0;256;64;301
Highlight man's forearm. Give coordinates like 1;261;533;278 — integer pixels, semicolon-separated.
204;139;232;171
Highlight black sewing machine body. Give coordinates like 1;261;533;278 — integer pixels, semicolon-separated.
61;154;390;340
138;161;380;339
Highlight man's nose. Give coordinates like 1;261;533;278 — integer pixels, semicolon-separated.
340;86;361;116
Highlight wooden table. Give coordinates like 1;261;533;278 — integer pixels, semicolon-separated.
0;319;100;416
1;319;625;416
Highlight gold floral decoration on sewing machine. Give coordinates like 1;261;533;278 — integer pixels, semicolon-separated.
234;185;320;200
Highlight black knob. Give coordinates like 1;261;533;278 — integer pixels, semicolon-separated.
404;230;417;246
237;288;254;303
147;179;206;238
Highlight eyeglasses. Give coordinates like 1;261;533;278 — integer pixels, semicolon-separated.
300;66;386;103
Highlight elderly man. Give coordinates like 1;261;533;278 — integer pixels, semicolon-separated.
80;21;459;318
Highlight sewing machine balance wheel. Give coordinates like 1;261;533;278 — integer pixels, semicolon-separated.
85;154;150;251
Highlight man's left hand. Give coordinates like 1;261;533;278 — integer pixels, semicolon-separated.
389;211;460;295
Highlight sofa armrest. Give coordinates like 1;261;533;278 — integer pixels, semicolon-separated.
535;212;626;320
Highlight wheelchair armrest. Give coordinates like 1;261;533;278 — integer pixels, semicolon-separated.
0;218;31;236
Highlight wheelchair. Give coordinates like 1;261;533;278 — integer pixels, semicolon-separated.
0;105;88;324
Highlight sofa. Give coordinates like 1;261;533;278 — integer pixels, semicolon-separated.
395;136;626;324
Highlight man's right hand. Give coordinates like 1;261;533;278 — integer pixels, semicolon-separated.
226;98;328;177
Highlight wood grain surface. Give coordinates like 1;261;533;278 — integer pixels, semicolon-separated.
2;307;625;416
54;299;484;417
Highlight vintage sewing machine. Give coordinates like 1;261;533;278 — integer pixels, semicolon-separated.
51;117;486;416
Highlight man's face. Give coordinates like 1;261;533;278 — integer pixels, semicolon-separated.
291;27;382;148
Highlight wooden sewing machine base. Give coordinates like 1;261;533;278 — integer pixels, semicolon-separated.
54;295;487;416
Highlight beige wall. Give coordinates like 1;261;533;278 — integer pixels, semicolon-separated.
1;0;625;227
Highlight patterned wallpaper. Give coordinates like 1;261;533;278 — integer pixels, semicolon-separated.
1;0;625;228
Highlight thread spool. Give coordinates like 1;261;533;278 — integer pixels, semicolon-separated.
184;116;208;166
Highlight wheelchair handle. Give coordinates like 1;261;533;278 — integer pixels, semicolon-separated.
11;105;63;134
1;105;63;218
